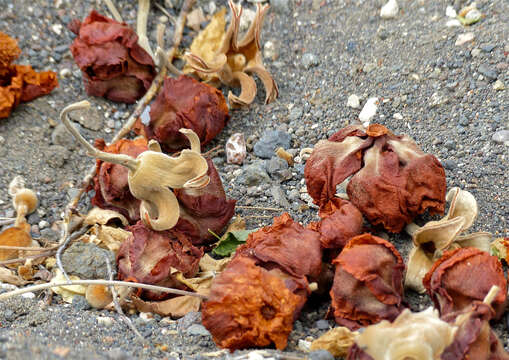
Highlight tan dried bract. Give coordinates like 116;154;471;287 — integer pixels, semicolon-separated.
185;1;278;108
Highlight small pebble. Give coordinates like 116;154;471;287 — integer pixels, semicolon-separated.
302;53;319;69
393;113;403;120
263;41;277;59
97;316;114;327
21;292;35;299
186;324;211;336
347;94;360;109
478;63;498;81
359;97;378;126
445;5;457;18
380;0;398;19
455;32;474;46
493;80;505;91
492;130;509;145
59;68;71;78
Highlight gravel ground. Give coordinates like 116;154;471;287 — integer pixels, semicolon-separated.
0;0;507;359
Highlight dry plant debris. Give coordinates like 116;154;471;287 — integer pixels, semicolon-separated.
0;31;58;118
329;233;405;330
405;187;492;293
133;75;229;152
305;124;446;232
185;1;278;107
69;11;156;103
423;247;507;319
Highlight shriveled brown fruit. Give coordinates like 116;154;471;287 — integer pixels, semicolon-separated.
305;124;446;233
236;212;322;280
185;1;278;108
116;221;203;300
423;247;507;319
173;159;236;246
69;11;155;103
85;284;113;309
0;32;58;119
134;75;229;152
91;137;148;222
330;233;405;330
308;198;364;250
202;256;304;351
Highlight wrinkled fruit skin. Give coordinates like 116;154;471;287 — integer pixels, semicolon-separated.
305;124;446;233
173;158;236;246
308;198;364;250
236;213;323;281
0;32;58;119
135;75;229;152
69;11;155;103
116;221;203;300
203;213;322;351
202;256;304;351
330;233;405;330
424;247;507;319
91;137;148;222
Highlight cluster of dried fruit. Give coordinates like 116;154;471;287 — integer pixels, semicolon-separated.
0;32;58;118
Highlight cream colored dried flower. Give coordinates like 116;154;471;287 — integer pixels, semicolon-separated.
185;1;278;108
60;101;209;231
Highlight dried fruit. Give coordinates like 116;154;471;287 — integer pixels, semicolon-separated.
185;1;278;107
236;213;322;280
308;198;364;250
86;284;113;309
225;133;246;165
69;11;156;103
330;233;405;330
134;75;229;152
91;137;148;222
173;158;236;246
202;256;304;350
116;221;203;300
0;32;58;119
423;247;507;319
305;124;446;232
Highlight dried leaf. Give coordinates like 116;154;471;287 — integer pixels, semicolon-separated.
212;230;254;257
85;225;132;253
310;327;359;357
423;247;507;319
330;233;405;330
84;207;129;227
69;11;155;103
0;227;32;262
199;253;231;273
132;294;201;318
134;75;229;152
50;269;86;303
0;266;27;286
305;124;446;233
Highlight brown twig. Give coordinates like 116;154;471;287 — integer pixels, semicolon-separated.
0;251;56;266
0;245;59;251
203;145;223;158
0;280;208;301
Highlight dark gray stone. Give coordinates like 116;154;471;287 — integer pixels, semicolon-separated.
478;63;498;81
61;242;115;279
242;162;271;186
266;157;292;182
72;295;91;311
45;145;69;168
270;185;291;208
492;130;509;144
186;324;211;337
177;311;201;332
481;44;496;53
444;140;456;150
39;228;60;242
51;123;77;149
254;130;291;159
443;159;457;170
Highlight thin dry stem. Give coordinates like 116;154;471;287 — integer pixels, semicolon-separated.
0;251;56;266
236;205;283;211
0;280;208;301
483;285;500;306
153;2;176;24
103;0;123;22
137;0;155;58
0;245;59;251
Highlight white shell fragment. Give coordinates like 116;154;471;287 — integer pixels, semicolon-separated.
226;133;247;165
446;5;457;18
359;97;378;126
380;0;399;19
347;94;360;109
455;32;474;46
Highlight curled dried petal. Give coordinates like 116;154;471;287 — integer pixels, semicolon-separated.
423;247;507;319
330;233;405;330
202;256;304;350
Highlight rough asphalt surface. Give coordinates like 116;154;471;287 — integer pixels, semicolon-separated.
0;0;507;358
